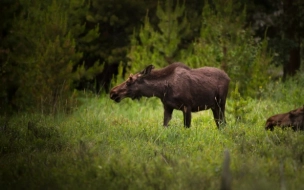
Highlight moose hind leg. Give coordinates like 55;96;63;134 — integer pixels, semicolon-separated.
219;103;226;124
183;106;192;128
211;108;221;129
213;97;226;128
163;106;173;127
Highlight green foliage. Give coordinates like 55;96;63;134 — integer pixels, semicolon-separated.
226;82;253;124
9;0;82;113
0;0;103;114
127;0;190;73
181;0;272;97
155;0;190;58
128;15;162;73
86;0;150;65
69;0;104;79
110;62;125;87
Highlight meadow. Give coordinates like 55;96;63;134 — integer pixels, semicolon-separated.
1;77;304;190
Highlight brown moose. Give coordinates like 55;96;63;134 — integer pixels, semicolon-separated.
265;106;304;131
110;63;230;128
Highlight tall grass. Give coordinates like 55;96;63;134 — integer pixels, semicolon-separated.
1;77;304;189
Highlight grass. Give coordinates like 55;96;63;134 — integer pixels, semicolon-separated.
1;79;304;189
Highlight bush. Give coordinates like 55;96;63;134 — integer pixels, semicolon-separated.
127;0;190;73
181;0;272;97
0;0;103;114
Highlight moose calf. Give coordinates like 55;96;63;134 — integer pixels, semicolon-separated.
265;106;304;131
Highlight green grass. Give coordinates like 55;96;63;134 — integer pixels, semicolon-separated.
1;80;304;189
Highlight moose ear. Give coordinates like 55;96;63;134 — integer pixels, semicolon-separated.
140;65;154;76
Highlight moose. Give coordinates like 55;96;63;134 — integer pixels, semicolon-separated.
110;63;230;128
265;106;304;131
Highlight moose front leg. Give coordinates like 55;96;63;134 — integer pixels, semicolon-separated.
183;106;192;128
163;106;173;127
265;122;274;131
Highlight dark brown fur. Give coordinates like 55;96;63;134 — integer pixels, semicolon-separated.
110;63;230;128
265;106;304;131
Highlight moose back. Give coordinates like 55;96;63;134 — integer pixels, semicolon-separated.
110;63;230;128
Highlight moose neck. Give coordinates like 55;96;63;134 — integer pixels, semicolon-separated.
141;78;169;99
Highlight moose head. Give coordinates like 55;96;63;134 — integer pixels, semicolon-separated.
110;65;155;102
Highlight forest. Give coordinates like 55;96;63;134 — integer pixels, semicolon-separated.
0;0;304;189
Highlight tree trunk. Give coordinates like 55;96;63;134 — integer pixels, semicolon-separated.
283;46;300;79
283;0;301;80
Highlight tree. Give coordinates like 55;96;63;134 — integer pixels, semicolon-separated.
80;0;154;91
127;0;190;73
181;0;272;97
281;0;302;79
0;0;103;113
248;0;303;79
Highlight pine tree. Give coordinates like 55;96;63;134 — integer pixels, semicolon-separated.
155;0;189;60
76;0;152;90
127;0;190;73
182;0;272;97
2;0;102;113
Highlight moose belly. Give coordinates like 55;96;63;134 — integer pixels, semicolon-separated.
191;105;212;112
